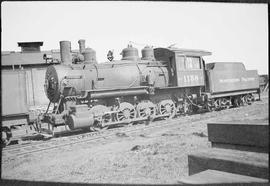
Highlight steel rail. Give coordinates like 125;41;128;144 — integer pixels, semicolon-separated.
3;98;266;158
2;115;193;158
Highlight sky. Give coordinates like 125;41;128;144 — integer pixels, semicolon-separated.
1;1;268;74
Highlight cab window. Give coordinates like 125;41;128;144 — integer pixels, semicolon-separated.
176;55;185;70
176;55;201;70
185;57;201;69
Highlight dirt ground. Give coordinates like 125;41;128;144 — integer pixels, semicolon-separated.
1;93;268;184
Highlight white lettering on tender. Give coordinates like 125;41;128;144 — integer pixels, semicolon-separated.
241;77;255;81
219;78;240;83
219;77;255;83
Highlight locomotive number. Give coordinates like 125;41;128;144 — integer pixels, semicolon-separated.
183;75;199;83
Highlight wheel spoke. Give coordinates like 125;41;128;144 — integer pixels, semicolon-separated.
118;112;124;117
118;115;125;120
116;102;136;121
158;100;176;118
137;101;156;118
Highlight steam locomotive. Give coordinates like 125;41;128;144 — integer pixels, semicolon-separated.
42;40;260;132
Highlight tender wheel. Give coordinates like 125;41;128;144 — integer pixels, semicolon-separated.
244;94;254;105
136;101;156;119
240;95;247;106
89;105;111;131
232;97;241;107
220;98;231;109
1;128;12;147
213;99;222;111
158;100;176;119
206;100;215;112
116;102;136;122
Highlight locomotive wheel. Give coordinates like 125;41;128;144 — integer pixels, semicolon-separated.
116;102;136;122
158;100;176;119
136;101;156;119
89;105;111;130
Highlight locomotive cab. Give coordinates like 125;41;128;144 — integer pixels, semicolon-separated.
154;47;211;87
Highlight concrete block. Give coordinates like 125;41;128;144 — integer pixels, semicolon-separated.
207;122;269;152
179;169;269;184
188;148;269;179
211;142;267;153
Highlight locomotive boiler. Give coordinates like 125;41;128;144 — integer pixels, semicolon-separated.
43;40;260;133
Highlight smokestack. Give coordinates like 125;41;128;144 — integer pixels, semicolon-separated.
78;39;86;54
60;40;72;65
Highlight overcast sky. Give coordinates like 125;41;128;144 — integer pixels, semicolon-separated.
1;1;268;74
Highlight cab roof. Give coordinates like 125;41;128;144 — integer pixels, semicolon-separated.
155;47;212;57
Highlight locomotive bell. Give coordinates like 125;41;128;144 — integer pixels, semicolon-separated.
121;44;140;61
141;46;155;61
83;48;97;64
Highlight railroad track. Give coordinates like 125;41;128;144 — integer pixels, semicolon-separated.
2;115;193;158
3;99;266;159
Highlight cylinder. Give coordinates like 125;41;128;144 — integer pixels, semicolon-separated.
78;39;86;53
60;41;72;65
83;48;96;64
66;105;95;130
66;113;95;130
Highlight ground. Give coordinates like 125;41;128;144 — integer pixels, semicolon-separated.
1;93;268;184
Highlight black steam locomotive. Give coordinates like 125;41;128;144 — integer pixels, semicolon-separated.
42;40;260;132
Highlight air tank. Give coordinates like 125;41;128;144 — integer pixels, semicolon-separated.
83;48;97;64
121;44;140;61
141;46;155;61
60;41;72;65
